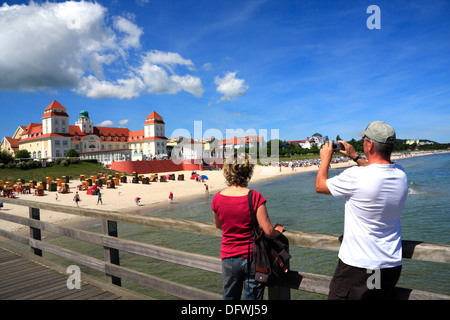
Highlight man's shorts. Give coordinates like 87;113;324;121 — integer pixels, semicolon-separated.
328;259;402;300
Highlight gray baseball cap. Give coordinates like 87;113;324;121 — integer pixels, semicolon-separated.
358;121;396;144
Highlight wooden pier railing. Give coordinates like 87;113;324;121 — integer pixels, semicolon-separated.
0;197;449;300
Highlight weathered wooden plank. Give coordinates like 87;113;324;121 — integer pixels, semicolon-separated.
0;246;134;300
6;276;66;300
0;266;60;296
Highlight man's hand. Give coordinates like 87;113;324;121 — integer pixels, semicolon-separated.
320;141;333;167
337;140;357;159
316;141;333;194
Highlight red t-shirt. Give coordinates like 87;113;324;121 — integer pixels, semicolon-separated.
211;190;266;260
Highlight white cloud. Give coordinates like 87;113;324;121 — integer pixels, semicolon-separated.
77;76;145;99
144;51;195;71
214;72;249;102
0;1;203;99
136;0;150;6
202;63;213;71
97;120;114;127
0;1;109;90
113;16;143;49
118;119;129;126
136;51;203;97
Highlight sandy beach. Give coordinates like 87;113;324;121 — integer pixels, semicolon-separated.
0;151;445;233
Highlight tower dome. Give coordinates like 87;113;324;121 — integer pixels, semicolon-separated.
79;110;89;118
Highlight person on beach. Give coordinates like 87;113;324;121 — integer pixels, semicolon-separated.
212;153;284;300
73;192;80;207
315;121;408;300
168;191;173;203
97;191;102;205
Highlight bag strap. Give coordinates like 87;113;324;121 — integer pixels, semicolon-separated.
248;190;258;230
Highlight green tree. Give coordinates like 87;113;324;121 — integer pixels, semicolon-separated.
15;149;31;159
0;151;14;164
66;149;79;158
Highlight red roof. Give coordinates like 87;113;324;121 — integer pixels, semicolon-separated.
146;111;163;119
5;137;19;147
3;137;19;151
219;136;262;146
42;100;69;119
44;100;67;111
144;111;165;125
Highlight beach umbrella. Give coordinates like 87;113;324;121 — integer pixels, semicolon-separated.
190;174;199;180
200;175;208;180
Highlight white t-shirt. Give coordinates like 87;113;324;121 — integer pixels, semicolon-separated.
326;163;408;269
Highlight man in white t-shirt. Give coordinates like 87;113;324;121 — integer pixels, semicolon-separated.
316;121;408;300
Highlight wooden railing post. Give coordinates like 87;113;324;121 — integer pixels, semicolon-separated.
102;220;121;286
29;207;42;257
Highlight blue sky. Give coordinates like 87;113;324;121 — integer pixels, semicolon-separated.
1;0;449;143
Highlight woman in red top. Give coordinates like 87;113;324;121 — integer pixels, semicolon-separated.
212;154;284;300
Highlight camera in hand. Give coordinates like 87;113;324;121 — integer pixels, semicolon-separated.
332;142;344;152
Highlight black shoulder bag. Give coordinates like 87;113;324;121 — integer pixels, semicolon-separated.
248;190;291;286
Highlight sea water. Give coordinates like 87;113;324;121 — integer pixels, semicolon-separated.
47;152;450;299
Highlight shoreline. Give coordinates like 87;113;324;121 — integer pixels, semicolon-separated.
1;150;447;233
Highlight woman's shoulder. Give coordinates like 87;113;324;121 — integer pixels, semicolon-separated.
249;189;266;204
